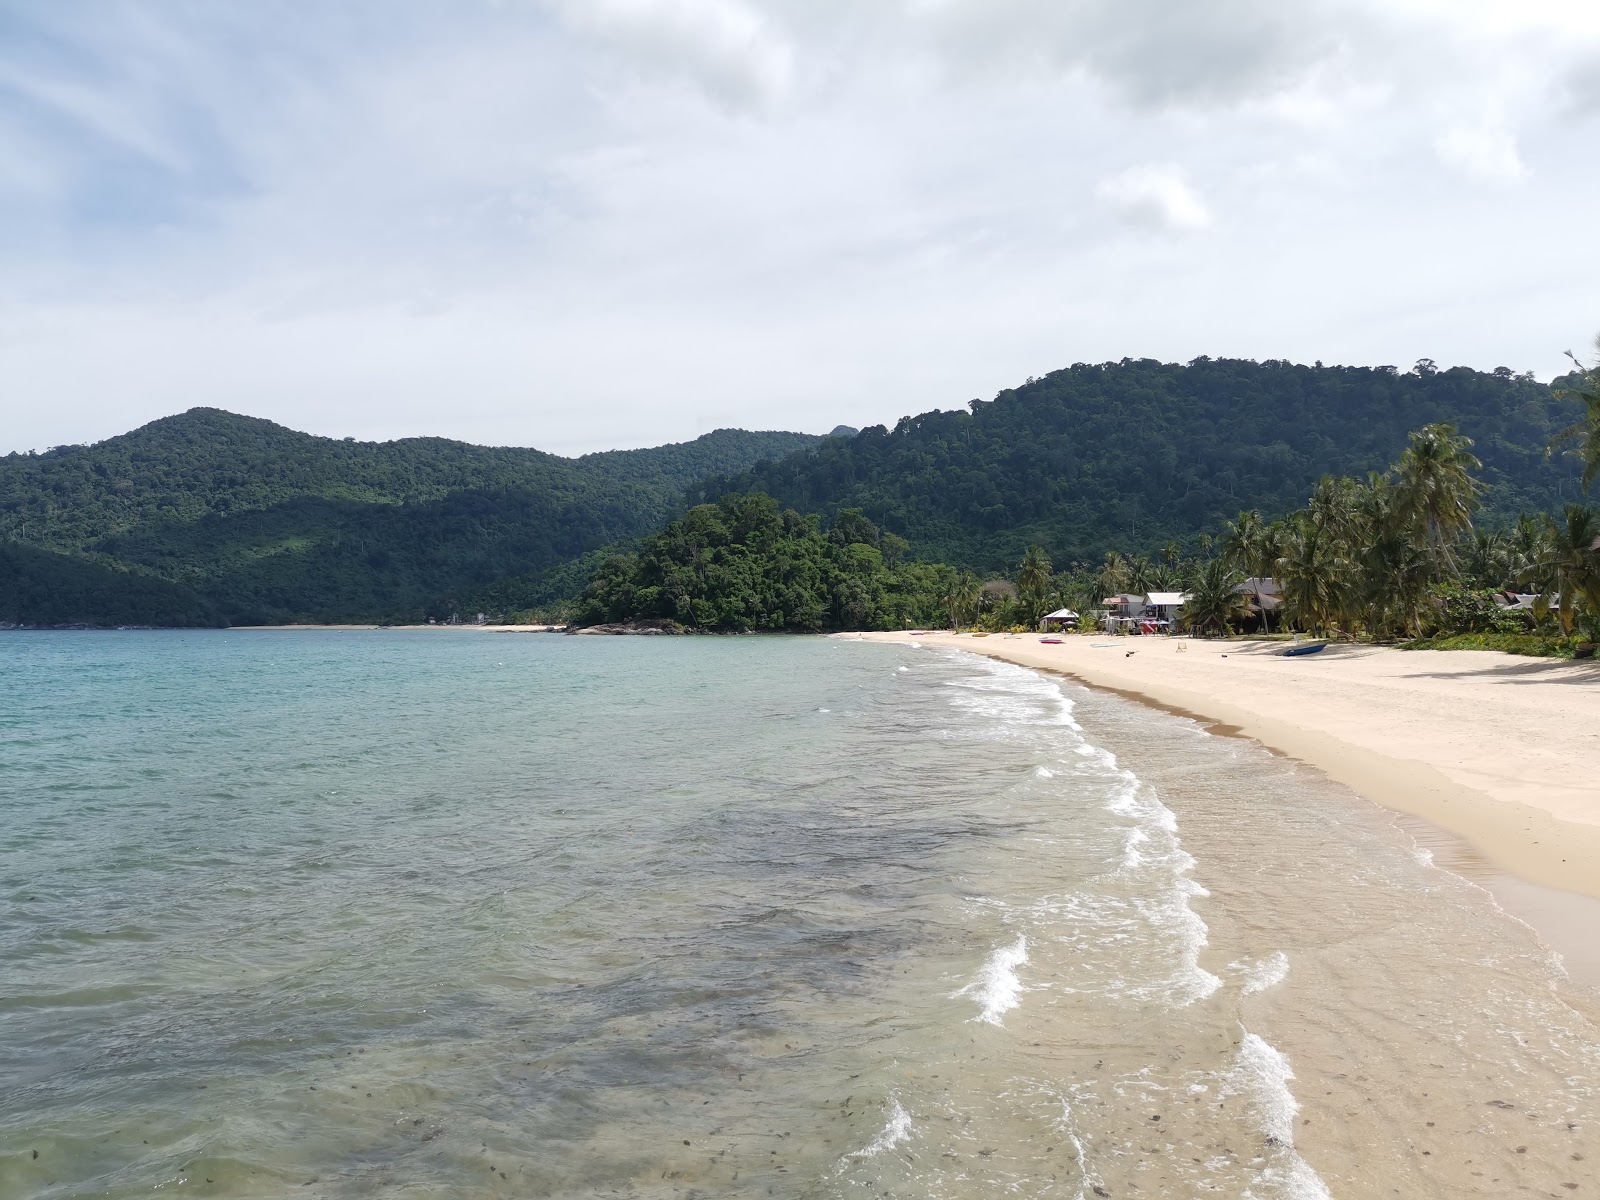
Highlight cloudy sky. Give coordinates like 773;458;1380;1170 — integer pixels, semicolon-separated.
3;0;1599;455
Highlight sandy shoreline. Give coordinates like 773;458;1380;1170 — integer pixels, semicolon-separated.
854;630;1600;986
227;623;563;632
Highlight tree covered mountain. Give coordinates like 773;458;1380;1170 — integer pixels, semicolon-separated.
0;410;821;625
2;357;1587;628
690;358;1584;573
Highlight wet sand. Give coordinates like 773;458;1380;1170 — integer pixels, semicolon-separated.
855;631;1600;991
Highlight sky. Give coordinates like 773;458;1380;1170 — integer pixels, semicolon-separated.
2;0;1599;456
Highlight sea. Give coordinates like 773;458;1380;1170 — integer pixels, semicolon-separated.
2;631;1597;1199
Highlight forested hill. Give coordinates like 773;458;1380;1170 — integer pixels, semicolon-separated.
691;358;1584;572
1;408;820;550
0;410;820;626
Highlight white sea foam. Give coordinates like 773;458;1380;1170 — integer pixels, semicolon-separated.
897;665;909;672
941;656;1081;731
1225;1030;1333;1200
1231;951;1290;996
1103;770;1221;1004
1035;765;1056;779
955;934;1029;1025
854;1093;912;1158
1047;1093;1104;1200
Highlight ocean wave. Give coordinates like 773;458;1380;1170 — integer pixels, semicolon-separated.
851;1093;912;1159
1225;1030;1332;1200
1231;951;1290;996
954;934;1029;1025
940;656;1081;731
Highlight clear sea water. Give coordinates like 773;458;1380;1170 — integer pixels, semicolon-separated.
3;631;1597;1199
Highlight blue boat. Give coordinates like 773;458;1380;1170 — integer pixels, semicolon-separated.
1283;641;1328;657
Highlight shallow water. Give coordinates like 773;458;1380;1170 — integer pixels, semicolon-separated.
1;632;1595;1198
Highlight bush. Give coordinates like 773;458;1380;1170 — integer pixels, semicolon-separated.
1401;631;1584;658
1430;584;1526;636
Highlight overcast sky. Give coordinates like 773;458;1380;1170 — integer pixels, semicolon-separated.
3;0;1599;455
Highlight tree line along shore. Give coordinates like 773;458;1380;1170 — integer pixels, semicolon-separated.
574;344;1600;655
2;352;1596;639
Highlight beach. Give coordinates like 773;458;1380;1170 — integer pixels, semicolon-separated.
858;631;1600;979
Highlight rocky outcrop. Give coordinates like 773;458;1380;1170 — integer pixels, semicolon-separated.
567;618;687;636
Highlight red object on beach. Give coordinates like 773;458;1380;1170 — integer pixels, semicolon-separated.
1040;637;1063;644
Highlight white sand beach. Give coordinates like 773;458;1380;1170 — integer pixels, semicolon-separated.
856;632;1600;906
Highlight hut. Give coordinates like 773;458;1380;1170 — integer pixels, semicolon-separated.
1041;608;1080;631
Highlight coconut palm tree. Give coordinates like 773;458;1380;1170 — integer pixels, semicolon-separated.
1460;529;1511;590
1095;551;1131;601
1277;518;1349;636
1219;510;1262;574
1510;514;1551;594
1183;558;1247;637
945;571;981;628
1393;423;1484;576
1536;505;1600;634
1308;474;1362;543
1551;335;1600;490
1017;545;1053;624
1219;510;1281;631
1354;527;1432;639
1125;555;1155;594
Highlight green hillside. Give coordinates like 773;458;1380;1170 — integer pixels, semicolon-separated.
0;410;820;625
692;358;1584;572
0;543;223;629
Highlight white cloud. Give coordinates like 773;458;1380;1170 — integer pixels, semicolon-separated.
544;0;794;107
1095;164;1212;232
2;0;1600;453
1434;122;1526;183
901;0;1346;109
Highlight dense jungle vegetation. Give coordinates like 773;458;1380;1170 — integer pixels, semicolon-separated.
582;344;1600;648
0;410;819;626
693;357;1584;573
4;353;1596;631
574;493;947;631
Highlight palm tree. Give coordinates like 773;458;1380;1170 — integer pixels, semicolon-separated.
1160;539;1182;567
1095;550;1130;601
1220;510;1280;631
1536;505;1600;634
1183;558;1247;637
1219;511;1262;573
1277;518;1349;636
1308;474;1362;543
1017;545;1053;624
1393;423;1484;576
1125;555;1154;595
1354;528;1432;639
1510;513;1551;594
1460;529;1510;590
1551;334;1600;491
945;571;981;628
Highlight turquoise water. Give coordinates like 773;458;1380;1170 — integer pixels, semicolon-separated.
3;632;1597;1199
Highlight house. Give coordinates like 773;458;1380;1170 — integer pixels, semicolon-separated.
1041;607;1080;631
1145;591;1186;626
1235;577;1283;629
1101;594;1144;633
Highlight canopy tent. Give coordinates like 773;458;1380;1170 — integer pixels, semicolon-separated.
1041;607;1081;629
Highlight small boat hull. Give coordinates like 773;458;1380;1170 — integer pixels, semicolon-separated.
1283;642;1327;657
